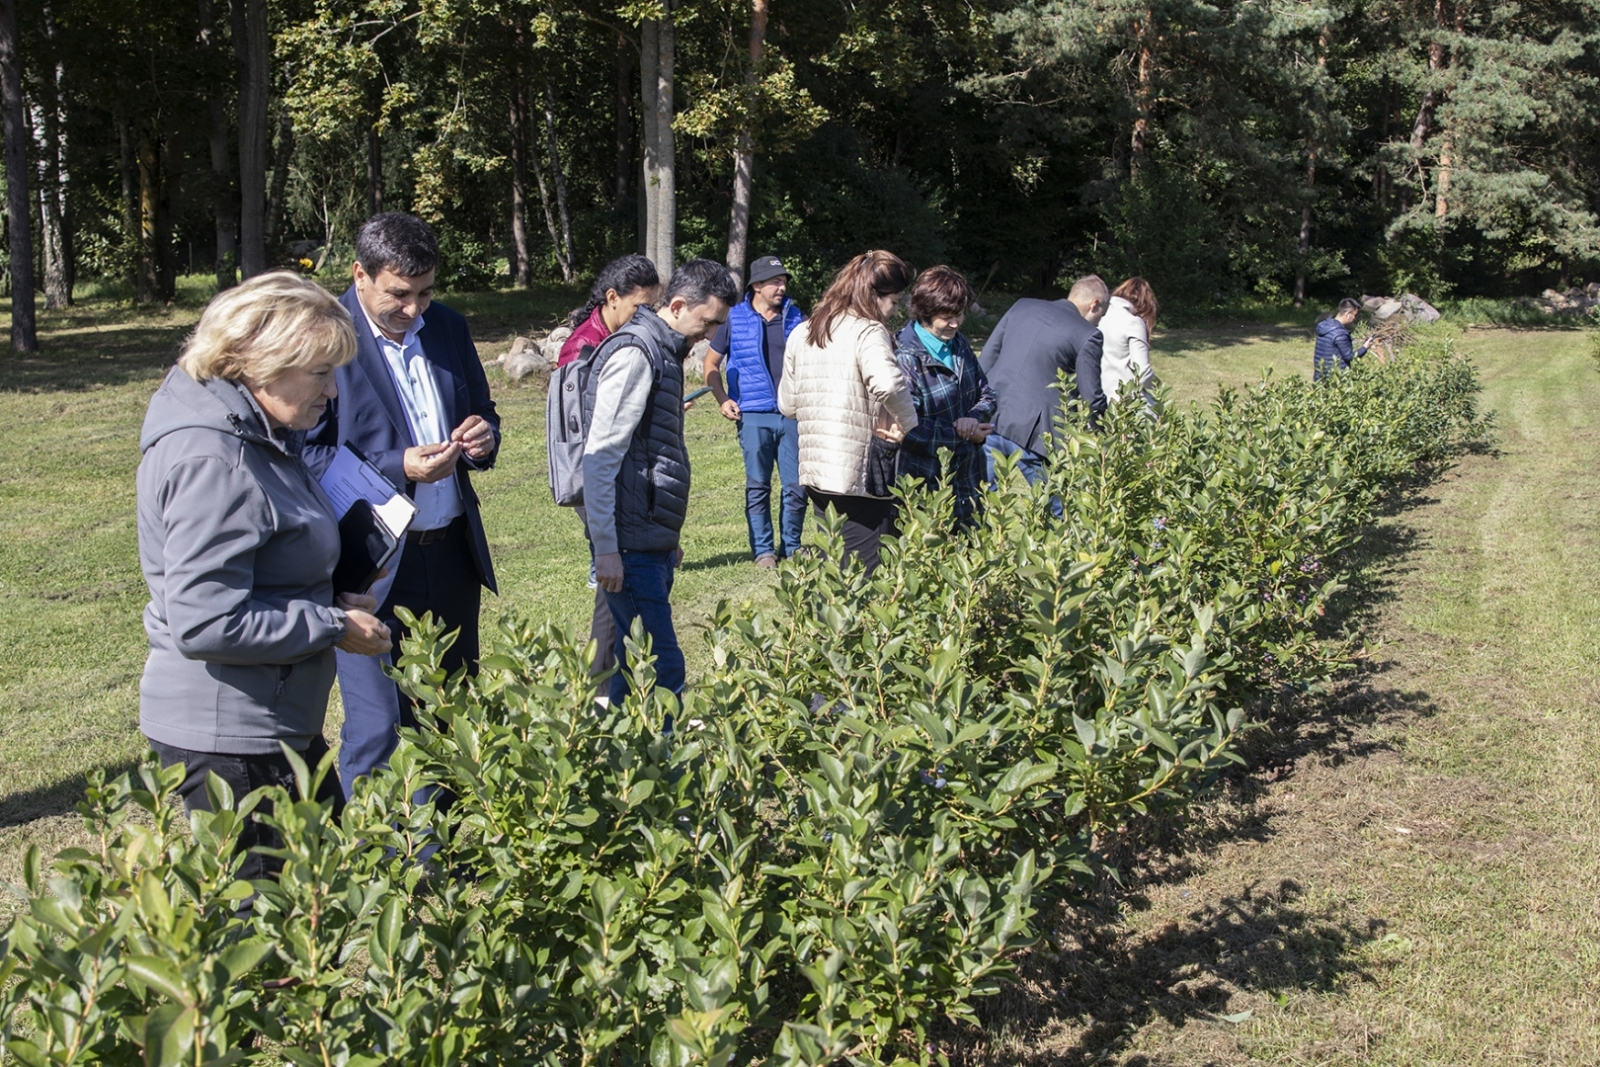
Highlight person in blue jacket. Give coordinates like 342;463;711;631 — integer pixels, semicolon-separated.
1314;298;1370;381
703;254;808;567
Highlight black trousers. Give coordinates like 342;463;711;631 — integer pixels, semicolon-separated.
810;490;899;577
149;734;344;883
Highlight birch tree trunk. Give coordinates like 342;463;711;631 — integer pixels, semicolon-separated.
640;18;659;263
724;0;767;287
543;74;575;281
508;77;532;287
0;0;36;349
32;101;68;310
234;0;269;278
652;7;675;282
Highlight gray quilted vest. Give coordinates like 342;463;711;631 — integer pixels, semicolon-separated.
583;308;691;552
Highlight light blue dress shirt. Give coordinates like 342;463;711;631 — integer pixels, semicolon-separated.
362;311;463;531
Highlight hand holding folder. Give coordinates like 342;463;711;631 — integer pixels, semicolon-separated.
319;444;417;594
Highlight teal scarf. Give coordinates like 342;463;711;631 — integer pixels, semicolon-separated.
913;321;955;370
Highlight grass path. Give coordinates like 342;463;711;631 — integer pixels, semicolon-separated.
970;326;1600;1064
3;293;1596;1062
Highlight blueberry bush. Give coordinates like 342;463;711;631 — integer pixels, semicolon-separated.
0;337;1485;1065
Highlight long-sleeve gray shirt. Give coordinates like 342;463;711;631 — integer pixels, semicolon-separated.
581;344;655;556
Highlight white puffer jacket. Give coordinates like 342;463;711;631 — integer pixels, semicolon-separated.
779;313;918;497
1098;296;1153;403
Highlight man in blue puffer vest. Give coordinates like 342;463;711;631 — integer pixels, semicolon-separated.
703;254;808;567
1314;298;1370;381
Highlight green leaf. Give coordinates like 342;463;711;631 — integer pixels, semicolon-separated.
127;955;190;1004
143;1002;198;1067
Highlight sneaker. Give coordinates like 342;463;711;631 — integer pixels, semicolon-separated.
755;554;779;569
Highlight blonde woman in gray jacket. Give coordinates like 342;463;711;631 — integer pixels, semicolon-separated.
778;250;918;575
137;272;390;881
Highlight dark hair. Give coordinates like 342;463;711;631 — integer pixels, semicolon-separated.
909;265;973;324
567;254;660;327
809;250;912;346
1112;276;1159;332
355;213;439;278
1337;297;1362;316
662;258;739;309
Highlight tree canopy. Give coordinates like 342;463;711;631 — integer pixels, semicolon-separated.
2;0;1597;318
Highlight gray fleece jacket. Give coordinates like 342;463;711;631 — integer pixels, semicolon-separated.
137;366;347;755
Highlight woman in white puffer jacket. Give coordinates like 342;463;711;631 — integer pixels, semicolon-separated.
779;250;918;575
1099;276;1159;407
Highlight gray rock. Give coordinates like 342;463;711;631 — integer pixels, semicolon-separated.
685;340;710;384
1373;299;1406;321
1587;282;1600;299
508;335;533;357
1400;293;1441;323
504;351;544;381
1361;294;1387;311
541;325;574;365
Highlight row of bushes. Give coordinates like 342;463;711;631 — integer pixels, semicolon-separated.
0;338;1486;1066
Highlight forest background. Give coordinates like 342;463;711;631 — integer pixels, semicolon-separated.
0;0;1598;344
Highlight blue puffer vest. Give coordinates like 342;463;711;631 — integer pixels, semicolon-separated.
723;296;804;414
584;307;691;553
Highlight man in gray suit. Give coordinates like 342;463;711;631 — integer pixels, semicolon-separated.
978;274;1109;487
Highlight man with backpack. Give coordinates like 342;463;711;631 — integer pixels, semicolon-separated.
578;259;738;705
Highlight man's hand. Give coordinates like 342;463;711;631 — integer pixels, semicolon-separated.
451;415;496;460
595;551;624;593
336;590;379;614
719;398;741;421
403;441;462;483
336;610;392;656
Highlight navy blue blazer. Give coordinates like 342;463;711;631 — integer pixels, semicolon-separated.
304;286;501;593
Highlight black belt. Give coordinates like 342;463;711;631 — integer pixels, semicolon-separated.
406;518;459;545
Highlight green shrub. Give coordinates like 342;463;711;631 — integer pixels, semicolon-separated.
1;340;1486;1065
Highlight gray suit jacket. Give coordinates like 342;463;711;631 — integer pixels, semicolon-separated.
978;298;1105;453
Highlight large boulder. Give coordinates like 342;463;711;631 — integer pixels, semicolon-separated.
504;349;545;381
1373;298;1406;321
541;325;573;365
1400;293;1441;323
1360;294;1387;312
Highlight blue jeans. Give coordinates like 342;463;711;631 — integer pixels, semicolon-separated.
737;411;806;558
603;549;684;705
984;433;1047;488
984;433;1062;519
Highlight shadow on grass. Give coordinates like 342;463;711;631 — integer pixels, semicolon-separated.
943;661;1432;1066
679;550;755;573
0;758;145;831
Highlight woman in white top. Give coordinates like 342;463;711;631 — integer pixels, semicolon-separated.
778;250;918;575
1099;276;1159;406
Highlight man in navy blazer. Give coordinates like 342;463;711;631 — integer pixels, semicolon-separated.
304;212;501;788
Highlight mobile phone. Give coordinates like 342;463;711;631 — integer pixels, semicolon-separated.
685;386;712;403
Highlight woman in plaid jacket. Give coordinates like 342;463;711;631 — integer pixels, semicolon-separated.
891;266;997;526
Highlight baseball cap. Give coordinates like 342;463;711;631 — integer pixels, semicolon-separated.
747;255;788;287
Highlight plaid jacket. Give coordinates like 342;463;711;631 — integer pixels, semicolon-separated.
891;322;997;522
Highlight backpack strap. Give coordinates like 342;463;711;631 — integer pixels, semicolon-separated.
591;323;666;445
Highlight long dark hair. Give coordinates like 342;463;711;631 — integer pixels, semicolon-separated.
566;254;660;327
808;250;911;347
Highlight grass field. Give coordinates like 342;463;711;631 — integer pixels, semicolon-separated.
1;282;1596;1063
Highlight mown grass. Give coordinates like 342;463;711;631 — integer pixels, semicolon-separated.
3;280;1597;1063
